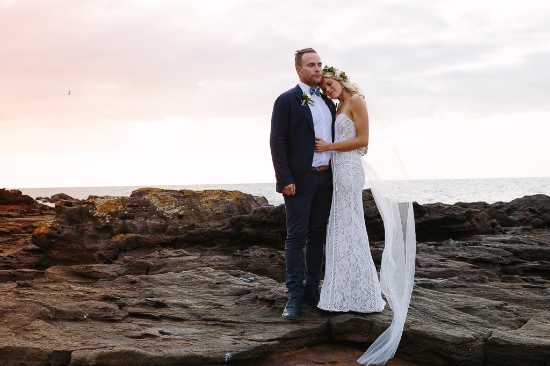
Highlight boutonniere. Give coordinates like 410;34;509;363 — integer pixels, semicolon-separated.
301;92;314;106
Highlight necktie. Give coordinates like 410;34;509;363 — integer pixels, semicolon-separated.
309;87;321;96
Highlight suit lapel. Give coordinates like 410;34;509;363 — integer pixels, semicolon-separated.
321;93;337;142
320;93;336;118
294;85;314;132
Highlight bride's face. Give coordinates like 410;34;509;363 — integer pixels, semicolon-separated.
320;77;342;99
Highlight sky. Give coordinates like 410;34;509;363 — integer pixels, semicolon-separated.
2;0;549;188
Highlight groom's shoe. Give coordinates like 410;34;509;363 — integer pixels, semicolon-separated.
282;296;303;320
304;290;320;307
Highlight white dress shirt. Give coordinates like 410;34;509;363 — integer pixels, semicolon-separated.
298;82;332;168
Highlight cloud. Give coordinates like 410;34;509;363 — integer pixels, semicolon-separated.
1;0;549;187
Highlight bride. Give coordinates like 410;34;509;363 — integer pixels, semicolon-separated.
315;66;416;365
315;67;385;313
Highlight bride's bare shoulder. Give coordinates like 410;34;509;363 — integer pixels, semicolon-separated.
349;93;366;106
349;94;368;119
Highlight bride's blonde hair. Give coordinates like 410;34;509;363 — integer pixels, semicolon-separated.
322;66;365;100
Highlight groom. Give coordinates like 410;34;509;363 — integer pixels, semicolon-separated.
270;48;336;319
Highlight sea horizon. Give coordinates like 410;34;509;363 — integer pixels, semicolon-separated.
9;175;549;189
10;176;550;207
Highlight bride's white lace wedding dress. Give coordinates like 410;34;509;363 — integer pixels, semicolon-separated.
318;114;385;313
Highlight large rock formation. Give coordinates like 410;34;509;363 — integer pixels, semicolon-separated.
459;194;550;229
0;189;51;218
0;188;548;365
31;188;270;265
0;188;35;206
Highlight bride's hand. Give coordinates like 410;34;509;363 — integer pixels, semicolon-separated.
315;137;332;152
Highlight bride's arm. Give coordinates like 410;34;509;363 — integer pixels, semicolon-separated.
315;95;369;152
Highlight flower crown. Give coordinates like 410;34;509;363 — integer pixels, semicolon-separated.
323;65;349;82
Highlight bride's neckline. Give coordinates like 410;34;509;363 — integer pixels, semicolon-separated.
336;113;352;121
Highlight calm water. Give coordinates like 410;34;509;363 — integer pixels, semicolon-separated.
14;177;550;206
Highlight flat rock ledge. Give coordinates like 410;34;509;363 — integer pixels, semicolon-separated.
0;188;548;366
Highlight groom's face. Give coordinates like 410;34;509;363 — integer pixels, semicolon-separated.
296;52;322;87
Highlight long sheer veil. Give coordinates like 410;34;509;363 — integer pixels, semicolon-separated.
356;96;417;365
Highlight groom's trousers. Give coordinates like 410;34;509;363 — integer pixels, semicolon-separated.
283;169;333;297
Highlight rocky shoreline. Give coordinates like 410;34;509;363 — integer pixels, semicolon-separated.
0;187;548;366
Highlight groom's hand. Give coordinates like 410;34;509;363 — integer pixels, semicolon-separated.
282;184;296;196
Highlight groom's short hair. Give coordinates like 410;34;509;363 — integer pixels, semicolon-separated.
295;48;317;67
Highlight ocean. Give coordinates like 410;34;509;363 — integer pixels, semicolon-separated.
14;177;550;206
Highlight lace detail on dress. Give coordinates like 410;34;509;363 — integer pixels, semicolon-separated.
318;114;385;313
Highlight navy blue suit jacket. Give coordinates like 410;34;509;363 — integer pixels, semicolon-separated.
270;84;337;195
